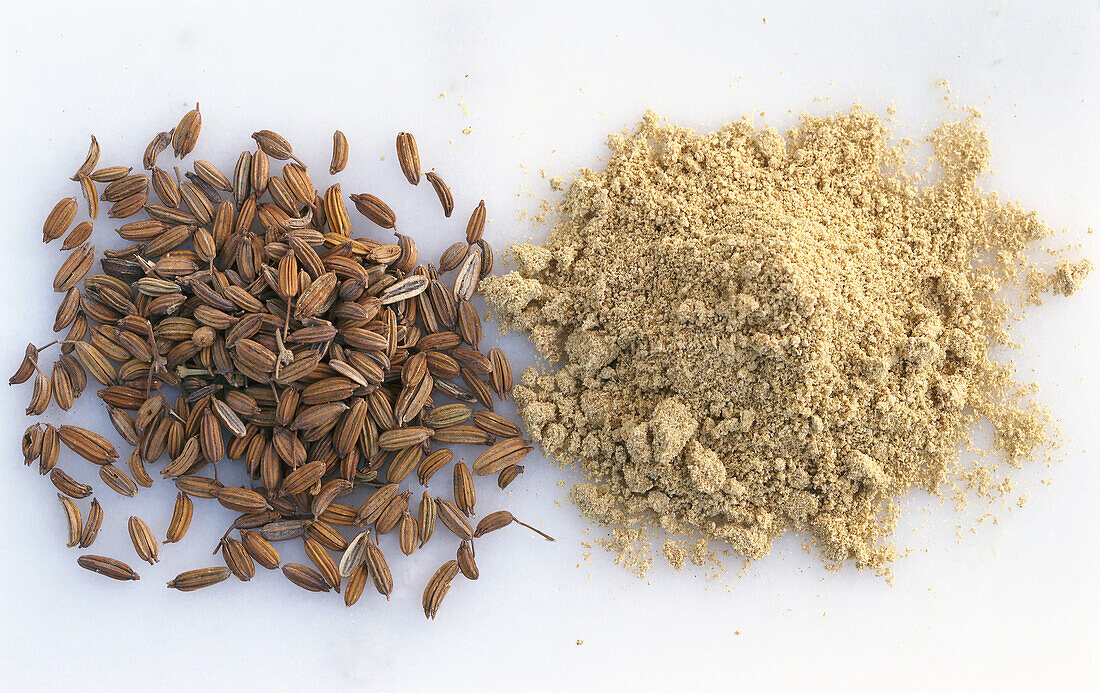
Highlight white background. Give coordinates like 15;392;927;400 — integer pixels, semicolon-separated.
1;2;1098;691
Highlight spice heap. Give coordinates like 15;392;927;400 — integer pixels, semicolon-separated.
15;104;551;617
483;107;1090;576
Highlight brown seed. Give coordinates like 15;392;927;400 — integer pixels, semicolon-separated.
456;299;482;348
221;537;255;581
439;242;468;273
323;184;352;236
339;529;371;578
457;540;479;580
304;536;341;592
143;129;174;170
240;529;281;569
90;165;131;183
194;160;232;191
357;483;400;525
252;130;299;163
40;425;60;475
473;437;533;476
453;461;476;516
436;498;473;540
217;486;271;513
251;148;270;197
282;562;330;593
350;193;396;229
167;567;231;591
51;361;74;411
165;492;193;544
43;197;78;243
151;167;180;207
305;520;349;552
422;560;459;619
100;464;139;498
453;244;482;301
58;494;82;548
497;464;525;490
417;493;437;548
175;475;224;499
22;423;43;466
417;448;454;486
465;199;486;244
26;370;51;416
364;536;393;600
344;564;368;607
58;425;118;464
173;103;201;158
10;343;40;385
78;555;140;581
71;134;100;181
375;490;411;535
425;171;454;217
51;468;92;499
329;130;348;175
53;243;95;292
79;175;99;219
59;220;91;252
489;347;513;400
79;497;104;548
378;426;433;451
473;411;522;438
398;511;418;556
396;132;421;185
474;509;555;541
128;516;159;564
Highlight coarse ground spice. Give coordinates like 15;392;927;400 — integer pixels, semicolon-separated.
482;105;1090;577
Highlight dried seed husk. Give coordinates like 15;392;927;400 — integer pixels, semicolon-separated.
179;182;214;224
165;491;193;544
144;129;174;170
453;461;476;516
73;341;116;386
194;159;232;191
40;425;60;475
304;536;341;592
489;347;513;400
175;475;223;499
465;199;486;244
417;492;436;547
221;537;255;581
128;516;159;564
100;464;139;498
457;540;478;580
339;529;371;578
305;520;348;552
350;193;395;229
71;135;100;181
22;423;43;466
396;132;420;185
318;502;359;527
282;562;330;592
167;567;231;591
472;411;522;438
78;555;140;581
422;560;459;619
43;197;78;243
322;183;352;236
79;175;99;219
251;148;270;197
380;275;429;305
311;478;353;519
151;166;180;207
377;426;433;451
436;498;473;540
425;171;454;217
330;130;348;174
79;497;104;548
430;424;493;446
128;450;154;488
91;165;131;183
452;245;482;301
456;299;482;348
59;494;82;548
497;464;524;490
232;150;252;204
10;343;40;385
240;529;281;569
173;103;201;158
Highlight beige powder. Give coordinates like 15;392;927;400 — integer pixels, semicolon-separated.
483;106;1088;577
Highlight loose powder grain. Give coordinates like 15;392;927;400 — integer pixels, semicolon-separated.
482;105;1090;577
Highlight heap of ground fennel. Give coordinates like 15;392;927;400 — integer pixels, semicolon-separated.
483;106;1090;576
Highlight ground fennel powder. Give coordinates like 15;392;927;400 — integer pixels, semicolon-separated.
482;105;1090;577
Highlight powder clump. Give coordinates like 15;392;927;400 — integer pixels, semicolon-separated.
483;106;1088;576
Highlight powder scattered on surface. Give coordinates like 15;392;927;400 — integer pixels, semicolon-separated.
482;105;1089;577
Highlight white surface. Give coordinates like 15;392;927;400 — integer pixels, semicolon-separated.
1;1;1097;691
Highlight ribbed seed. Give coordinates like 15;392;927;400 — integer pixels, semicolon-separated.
330;130;348;174
282;562;330;592
304;536;341;592
457;540;478;580
350;193;395;229
71;135;99;181
497;464;524;489
422;560;459;619
78;555;140;581
375;490;411;535
344;564;368;607
54;244;95;292
143;129;173;170
58;494;82;547
167;567;231;591
356;483;399;525
378;426;433;451
57;425;118;464
165;492;193;543
364;536;393;600
417;493;436;548
241;529;281;569
61;221;93;251
396;132;420;185
425;172;454;217
465;199;486;244
221;537;255;581
472;411;522;438
217;486;271;513
473;437;533;476
100;464;139;497
79;497;104;548
398;512;418;556
453;461;476;516
172;103;201;158
26;371;51;416
43;197;78;243
453;245;482;301
416;449;453;486
436;498;473;540
128;516;159;564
